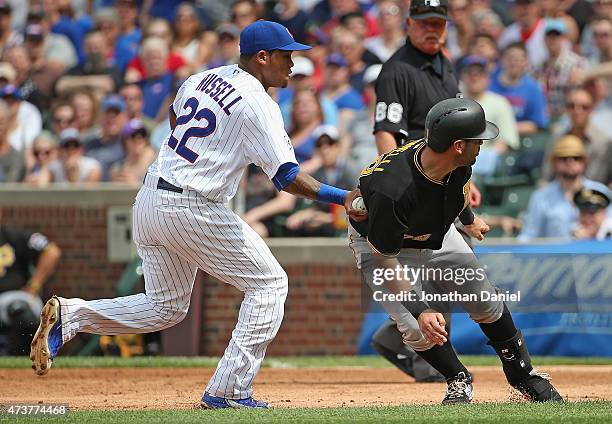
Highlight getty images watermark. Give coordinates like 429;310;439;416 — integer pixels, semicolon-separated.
369;264;521;305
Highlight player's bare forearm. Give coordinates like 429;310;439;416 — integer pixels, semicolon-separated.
284;171;367;221
375;131;397;154
283;171;322;201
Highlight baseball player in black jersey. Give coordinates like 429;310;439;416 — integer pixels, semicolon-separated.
349;97;563;404
371;0;465;382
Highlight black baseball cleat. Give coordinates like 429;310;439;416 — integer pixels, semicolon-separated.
513;371;564;402
442;371;473;404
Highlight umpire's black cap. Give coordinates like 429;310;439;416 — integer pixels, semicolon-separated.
574;188;611;213
410;0;448;20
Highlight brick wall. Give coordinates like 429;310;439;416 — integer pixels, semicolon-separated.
1;192;365;356
200;264;363;356
3;205;125;300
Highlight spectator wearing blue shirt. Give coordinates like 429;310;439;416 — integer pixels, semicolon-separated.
278;56;338;130
115;0;142;73
519;135;611;241
268;0;309;43
142;0;184;22
489;42;549;136
44;0;93;65
321;53;365;154
138;36;175;120
85;95;128;181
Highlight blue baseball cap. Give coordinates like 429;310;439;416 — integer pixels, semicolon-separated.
0;83;21;99
239;20;311;55
102;94;126;112
326;53;348;68
458;55;488;73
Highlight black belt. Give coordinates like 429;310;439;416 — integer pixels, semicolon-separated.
157;177;183;193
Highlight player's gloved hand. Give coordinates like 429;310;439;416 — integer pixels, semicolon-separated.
345;189;368;222
418;309;448;346
463;216;490;241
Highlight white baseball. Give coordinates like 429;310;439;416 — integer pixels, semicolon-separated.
352;197;367;212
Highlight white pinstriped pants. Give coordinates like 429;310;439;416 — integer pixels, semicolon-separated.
58;174;288;399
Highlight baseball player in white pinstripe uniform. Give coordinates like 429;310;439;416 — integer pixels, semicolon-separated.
30;21;366;409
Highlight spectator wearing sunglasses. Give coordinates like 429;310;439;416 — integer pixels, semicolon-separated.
24;132;58;186
519;135;611;241
544;87;612;186
49;128;101;183
536;19;587;120
110;119;155;184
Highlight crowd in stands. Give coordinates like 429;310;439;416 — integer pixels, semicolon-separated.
0;0;612;241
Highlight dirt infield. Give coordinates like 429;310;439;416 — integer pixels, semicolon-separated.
3;366;611;410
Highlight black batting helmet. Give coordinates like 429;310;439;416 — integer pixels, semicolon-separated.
425;97;499;153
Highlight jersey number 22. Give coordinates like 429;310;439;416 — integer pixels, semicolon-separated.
168;97;217;163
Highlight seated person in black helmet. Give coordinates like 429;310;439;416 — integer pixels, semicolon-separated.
348;97;563;404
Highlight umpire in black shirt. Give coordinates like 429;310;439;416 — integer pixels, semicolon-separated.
374;0;458;154
370;0;458;382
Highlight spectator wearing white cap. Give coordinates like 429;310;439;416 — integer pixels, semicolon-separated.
48;128;101;183
285;124;353;236
279;55;339;130
344;63;382;185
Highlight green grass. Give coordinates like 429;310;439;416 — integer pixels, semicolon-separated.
1;355;612;369
7;402;612;423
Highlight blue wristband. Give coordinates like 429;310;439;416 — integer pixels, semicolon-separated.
317;184;348;206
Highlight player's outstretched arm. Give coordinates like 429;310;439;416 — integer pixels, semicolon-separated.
282;171;367;221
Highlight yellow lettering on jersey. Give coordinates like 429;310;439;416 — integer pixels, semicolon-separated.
360;140;423;176
463;178;472;209
361;154;385;176
0;244;16;277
